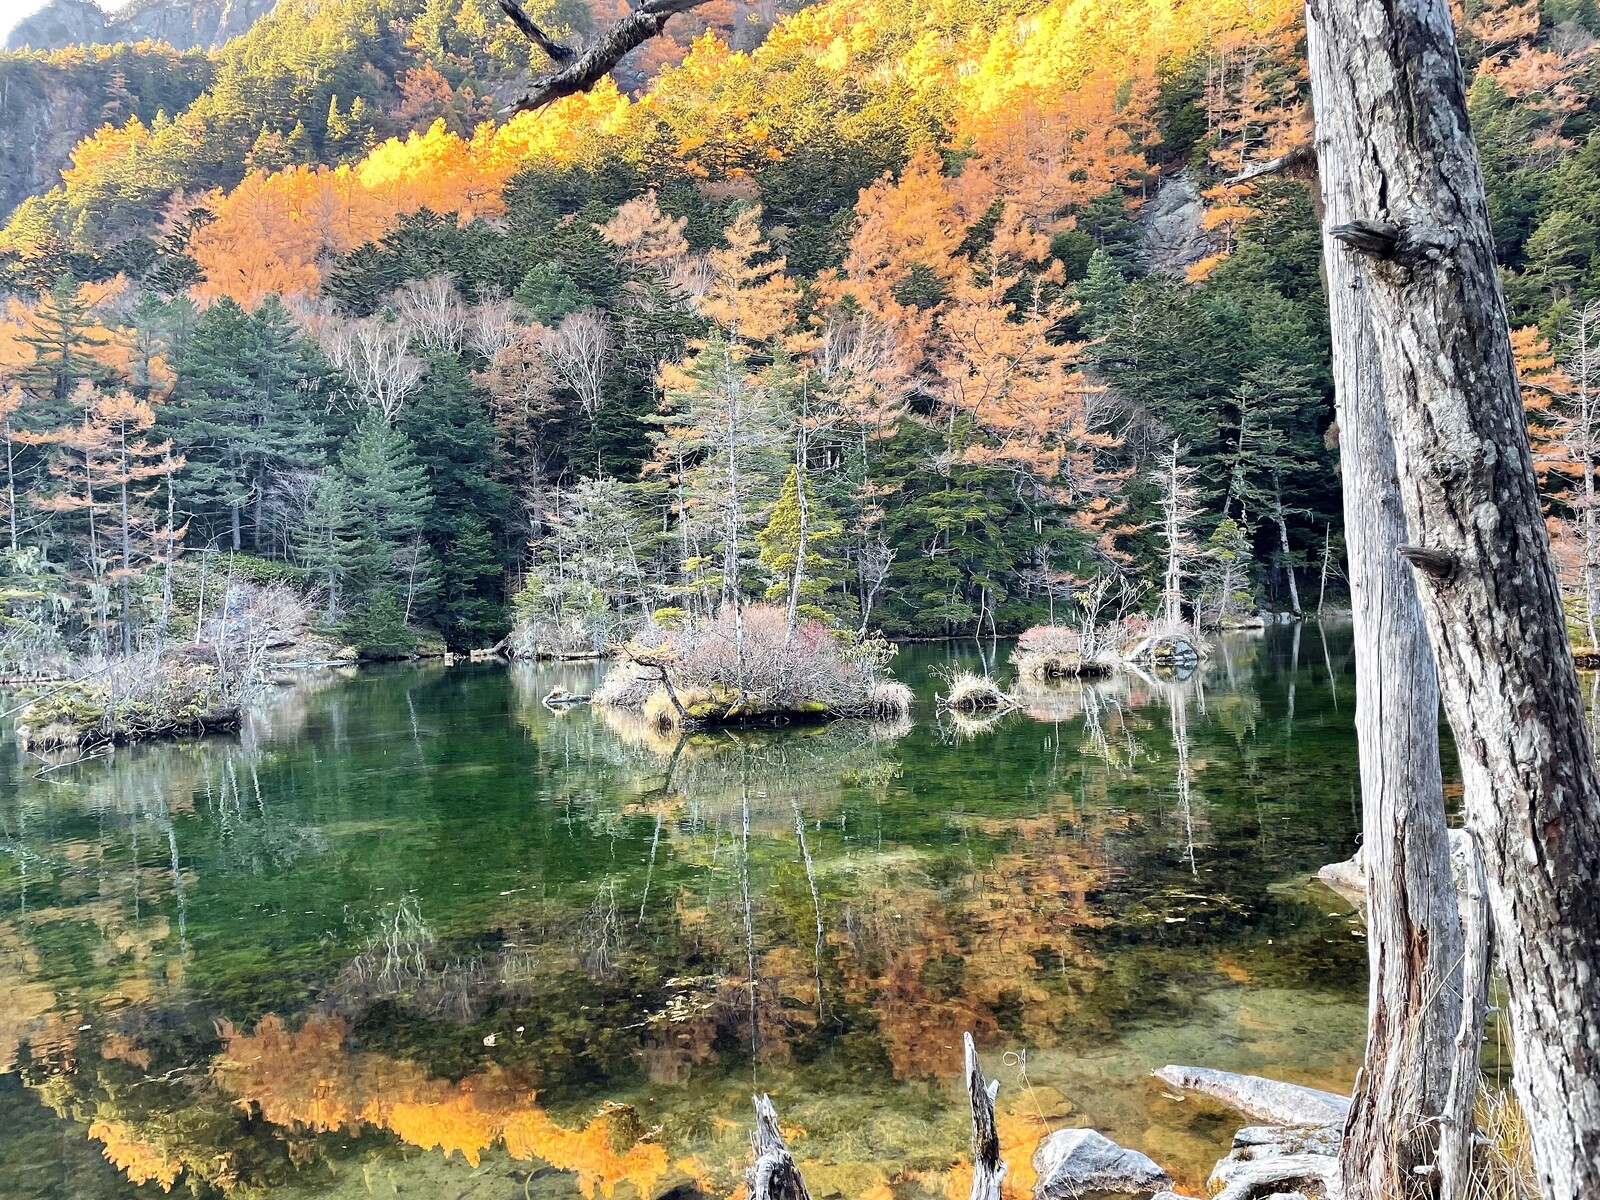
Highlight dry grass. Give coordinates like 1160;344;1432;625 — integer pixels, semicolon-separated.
940;671;1010;713
1469;1084;1537;1200
868;680;914;719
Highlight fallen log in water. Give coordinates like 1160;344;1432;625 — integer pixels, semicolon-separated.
1152;1065;1350;1127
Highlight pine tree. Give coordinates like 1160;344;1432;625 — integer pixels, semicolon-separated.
398;353;512;646
168;297;328;552
297;470;362;621
17;275;108;405
338;412;434;619
757;465;844;625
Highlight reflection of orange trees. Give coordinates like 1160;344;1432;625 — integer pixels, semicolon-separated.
835;827;1108;1080
215;1015;669;1196
0;923;71;1072
85;1117;185;1191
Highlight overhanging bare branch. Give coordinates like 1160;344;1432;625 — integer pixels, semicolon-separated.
500;0;711;113
497;0;576;64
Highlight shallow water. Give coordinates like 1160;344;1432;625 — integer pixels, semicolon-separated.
0;628;1370;1198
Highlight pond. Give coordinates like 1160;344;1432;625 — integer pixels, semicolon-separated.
0;628;1371;1199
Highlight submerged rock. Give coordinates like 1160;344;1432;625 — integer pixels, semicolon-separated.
1152;1066;1350;1127
1032;1128;1172;1198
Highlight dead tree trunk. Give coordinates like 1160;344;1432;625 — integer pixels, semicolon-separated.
1306;4;1600;1197
1309;116;1465;1200
963;1033;1007;1200
1439;832;1492;1200
748;1095;812;1200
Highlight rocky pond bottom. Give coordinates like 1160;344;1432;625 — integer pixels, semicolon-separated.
0;631;1372;1199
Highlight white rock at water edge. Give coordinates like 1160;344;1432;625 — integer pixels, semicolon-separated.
1031;1127;1173;1198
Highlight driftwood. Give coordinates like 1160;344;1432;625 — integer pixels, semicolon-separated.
964;1033;1007;1200
748;1095;812;1200
498;0;712;113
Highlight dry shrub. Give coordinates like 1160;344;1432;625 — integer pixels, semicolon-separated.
593;660;661;710
17;652;244;750
607;604;900;725
1013;623;1114;679
1016;624;1081;656
670;605;875;711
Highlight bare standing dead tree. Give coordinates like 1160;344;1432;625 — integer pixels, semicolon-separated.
466;294;520;360
545;309;613;425
1307;2;1600;1196
394;276;467;354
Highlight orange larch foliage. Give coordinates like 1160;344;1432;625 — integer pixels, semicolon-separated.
696;205;801;346
1514;322;1570;485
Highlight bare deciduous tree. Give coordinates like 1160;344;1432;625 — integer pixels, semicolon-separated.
321;316;425;423
394;276;467;354
544;309;613;424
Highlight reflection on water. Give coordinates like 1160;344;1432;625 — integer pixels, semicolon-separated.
0;631;1369;1198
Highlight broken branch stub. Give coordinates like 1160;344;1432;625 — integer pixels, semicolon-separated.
965;1033;1008;1200
499;0;713;113
749;1095;813;1200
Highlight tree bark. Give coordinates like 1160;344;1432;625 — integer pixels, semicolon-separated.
963;1033;1007;1200
1304;70;1466;1200
500;0;712;113
1306;4;1600;1198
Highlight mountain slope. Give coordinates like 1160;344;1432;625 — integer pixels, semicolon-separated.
7;0;280;52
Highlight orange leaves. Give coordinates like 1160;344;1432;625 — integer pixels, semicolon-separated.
189;167;388;307
1514;323;1572;485
214;1015;668;1198
698;206;801;346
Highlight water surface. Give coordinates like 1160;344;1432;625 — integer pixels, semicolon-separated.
0;630;1369;1198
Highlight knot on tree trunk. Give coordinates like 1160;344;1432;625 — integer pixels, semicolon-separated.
1397;543;1459;581
1331;219;1454;272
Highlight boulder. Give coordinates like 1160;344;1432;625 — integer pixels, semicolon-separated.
1206;1124;1340;1200
1152;1066;1351;1126
1032;1128;1172;1198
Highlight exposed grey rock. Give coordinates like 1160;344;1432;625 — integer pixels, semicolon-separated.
1229;1125;1341;1156
1207;1124;1340;1200
1032;1128;1172;1198
1138;172;1220;276
1152;1066;1351;1127
1209;1153;1337;1200
8;0;277;52
7;0;107;50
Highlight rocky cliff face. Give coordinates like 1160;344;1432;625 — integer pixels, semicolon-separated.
7;0;278;52
0;45;212;223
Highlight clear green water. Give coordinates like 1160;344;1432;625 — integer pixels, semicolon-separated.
0;629;1370;1199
